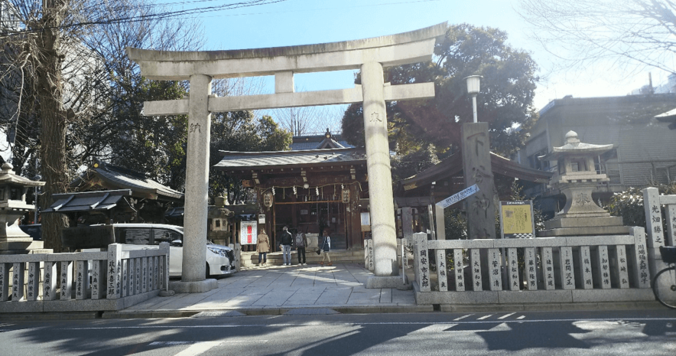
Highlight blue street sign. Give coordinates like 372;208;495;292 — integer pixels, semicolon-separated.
436;184;480;209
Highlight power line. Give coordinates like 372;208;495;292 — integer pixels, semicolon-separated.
5;0;445;33
3;0;289;33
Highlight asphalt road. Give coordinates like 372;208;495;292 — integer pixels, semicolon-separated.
1;309;675;356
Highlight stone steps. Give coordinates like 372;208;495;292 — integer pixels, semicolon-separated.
241;249;364;267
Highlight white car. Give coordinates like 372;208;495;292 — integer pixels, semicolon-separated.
107;223;236;278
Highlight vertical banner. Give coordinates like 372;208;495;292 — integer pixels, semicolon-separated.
500;201;535;238
240;221;258;245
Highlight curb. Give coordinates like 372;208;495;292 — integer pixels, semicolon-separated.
0;311;101;321
101;305;434;319
2;301;667;321
100;301;666;319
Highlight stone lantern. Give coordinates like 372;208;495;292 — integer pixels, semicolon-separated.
539;131;629;236
0;163;45;252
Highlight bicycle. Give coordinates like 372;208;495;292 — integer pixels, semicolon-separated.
652;246;676;309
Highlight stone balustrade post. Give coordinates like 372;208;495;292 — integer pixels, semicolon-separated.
107;243;122;299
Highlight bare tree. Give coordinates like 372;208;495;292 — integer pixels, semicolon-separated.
518;0;676;75
0;0;284;251
270;105;347;136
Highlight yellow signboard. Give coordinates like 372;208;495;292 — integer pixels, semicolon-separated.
500;201;535;238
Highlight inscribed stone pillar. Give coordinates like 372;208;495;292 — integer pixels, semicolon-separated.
461;123;496;239
361;61;397;276
183;74;212;281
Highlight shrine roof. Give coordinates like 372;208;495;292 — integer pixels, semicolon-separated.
215;148;366;171
43;189;131;213
402;151;552;191
290;132;353;151
655;107;676;129
72;163;183;201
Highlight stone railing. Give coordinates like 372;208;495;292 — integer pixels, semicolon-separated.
0;242;169;313
412;227;654;305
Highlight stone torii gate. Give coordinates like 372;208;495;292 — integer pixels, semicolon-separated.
127;23;447;292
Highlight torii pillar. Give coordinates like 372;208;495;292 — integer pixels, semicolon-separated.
128;22;447;292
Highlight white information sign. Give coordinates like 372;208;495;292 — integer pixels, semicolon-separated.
436;184;480;209
240;221;258;245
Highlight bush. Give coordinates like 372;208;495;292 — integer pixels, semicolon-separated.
607;183;676;229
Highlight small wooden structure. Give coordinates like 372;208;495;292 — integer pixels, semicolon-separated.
399;150;552;240
215;147;368;251
69;163;183;223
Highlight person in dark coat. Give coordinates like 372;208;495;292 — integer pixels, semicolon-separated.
279;226;293;266
294;230;308;265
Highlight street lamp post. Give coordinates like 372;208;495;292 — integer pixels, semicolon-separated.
465;75;482;123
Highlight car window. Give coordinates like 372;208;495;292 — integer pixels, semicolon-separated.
122;228;151;245
153;228;182;245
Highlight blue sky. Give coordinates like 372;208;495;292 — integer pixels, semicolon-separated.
156;0;669;120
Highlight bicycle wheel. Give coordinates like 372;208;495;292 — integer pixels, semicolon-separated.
653;266;676;309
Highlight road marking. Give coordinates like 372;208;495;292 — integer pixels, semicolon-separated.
62;317;676;331
517;315;526;320
408;324;457;335
174;341;220;356
150;340;267;346
453;314;472;321
498;313;516;320
477;315;493;320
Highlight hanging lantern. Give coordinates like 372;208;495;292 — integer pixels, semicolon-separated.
263;191;274;209
342;188;350;204
272;186;276;195
315;187;319;196
293;186;297;195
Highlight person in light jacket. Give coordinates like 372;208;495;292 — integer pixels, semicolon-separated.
256;230;270;266
320;228;331;266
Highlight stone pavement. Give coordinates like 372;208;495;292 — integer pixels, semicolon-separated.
108;263;429;318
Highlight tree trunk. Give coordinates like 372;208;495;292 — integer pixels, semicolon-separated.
36;2;69;252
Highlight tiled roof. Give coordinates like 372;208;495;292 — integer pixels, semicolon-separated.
402;151;552;191
215;148;366;170
73;164;183;200
43;189;131;213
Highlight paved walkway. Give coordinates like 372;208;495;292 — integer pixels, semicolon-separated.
113;263;425;317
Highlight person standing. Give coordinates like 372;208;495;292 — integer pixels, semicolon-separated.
320;228;331;266
256;229;270;266
279;226;293;266
294;230;308;265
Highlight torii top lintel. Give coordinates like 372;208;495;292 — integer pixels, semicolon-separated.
126;22;447;81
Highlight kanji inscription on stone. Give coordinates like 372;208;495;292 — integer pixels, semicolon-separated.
471;249;482;291
462;123;496;239
488;249;502;291
524;248;537;290
616;246;630;289
595;246;611;289
437;250;448;292
579;246;593;290
541;247;555;290
559;247;575;290
508;248;519;291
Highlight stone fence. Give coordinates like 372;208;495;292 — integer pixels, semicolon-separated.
0;243;169;313
412;227;654;305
